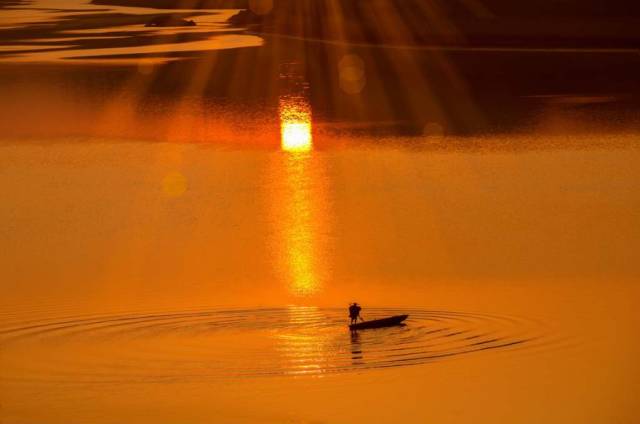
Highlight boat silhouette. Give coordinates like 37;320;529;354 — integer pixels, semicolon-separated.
349;314;408;330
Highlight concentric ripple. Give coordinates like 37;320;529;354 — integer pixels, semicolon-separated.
0;307;547;383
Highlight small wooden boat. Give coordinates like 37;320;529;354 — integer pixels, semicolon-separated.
349;314;408;330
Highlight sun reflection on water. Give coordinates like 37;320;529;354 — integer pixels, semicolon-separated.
272;71;327;296
280;99;313;152
279;61;313;153
277;306;330;375
280;153;319;296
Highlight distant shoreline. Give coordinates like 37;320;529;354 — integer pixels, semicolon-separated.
0;0;26;8
231;16;640;50
91;0;247;9
89;0;640;49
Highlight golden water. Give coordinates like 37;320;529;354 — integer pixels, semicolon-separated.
1;1;639;423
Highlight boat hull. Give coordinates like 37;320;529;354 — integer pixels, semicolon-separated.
349;314;408;330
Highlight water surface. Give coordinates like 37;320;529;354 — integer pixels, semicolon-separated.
1;2;639;423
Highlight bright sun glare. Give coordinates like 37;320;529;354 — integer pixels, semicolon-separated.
282;122;312;152
280;101;312;152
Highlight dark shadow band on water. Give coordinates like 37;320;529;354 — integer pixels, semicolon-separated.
2;38;640;145
2;0;640;143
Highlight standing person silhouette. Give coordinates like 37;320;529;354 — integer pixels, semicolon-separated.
349;302;362;325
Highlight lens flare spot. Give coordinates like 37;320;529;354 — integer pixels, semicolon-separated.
338;54;366;95
162;171;188;197
249;0;274;15
423;122;445;138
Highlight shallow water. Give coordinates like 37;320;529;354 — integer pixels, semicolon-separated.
0;0;258;63
1;2;640;423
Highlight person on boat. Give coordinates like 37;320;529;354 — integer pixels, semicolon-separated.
349;302;362;324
